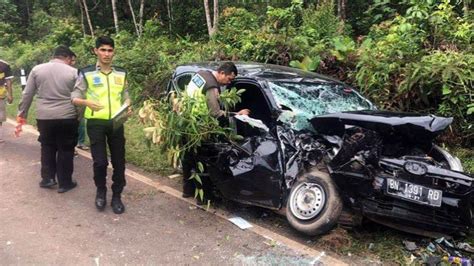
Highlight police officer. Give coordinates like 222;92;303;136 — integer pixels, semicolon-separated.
72;36;131;214
182;62;250;203
17;46;79;192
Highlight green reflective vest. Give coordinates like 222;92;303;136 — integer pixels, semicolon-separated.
81;65;127;120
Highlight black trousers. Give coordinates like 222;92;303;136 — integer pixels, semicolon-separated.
36;119;78;187
87;119;126;194
182;150;212;199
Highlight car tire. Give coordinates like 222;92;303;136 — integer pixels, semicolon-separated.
286;169;342;236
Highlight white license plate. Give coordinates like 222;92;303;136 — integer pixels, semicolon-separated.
386;178;442;207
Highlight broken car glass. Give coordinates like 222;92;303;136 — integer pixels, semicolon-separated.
267;81;373;131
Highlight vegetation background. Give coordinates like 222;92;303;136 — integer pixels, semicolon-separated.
1;0;473;262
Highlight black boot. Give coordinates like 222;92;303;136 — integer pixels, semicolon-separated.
39;178;57;188
111;193;125;214
95;187;107;211
182;180;195;198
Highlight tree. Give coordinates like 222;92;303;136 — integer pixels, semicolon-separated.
138;0;144;36
111;0;119;33
464;0;470;17
204;0;218;38
337;0;347;21
78;0;94;37
127;0;140;36
166;0;173;34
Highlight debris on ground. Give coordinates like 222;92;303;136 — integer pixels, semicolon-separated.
228;217;253;230
168;174;181;179
403;237;474;265
403;240;417;251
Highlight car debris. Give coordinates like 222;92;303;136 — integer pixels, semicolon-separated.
228;217;253;230
404;237;473;265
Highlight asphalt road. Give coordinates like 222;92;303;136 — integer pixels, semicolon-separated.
0;121;348;265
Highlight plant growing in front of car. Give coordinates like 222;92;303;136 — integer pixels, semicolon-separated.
139;88;245;203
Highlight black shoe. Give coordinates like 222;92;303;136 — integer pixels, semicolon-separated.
182;190;194;198
182;182;195;198
39;179;57;188
111;195;125;214
95;188;107;211
57;180;77;193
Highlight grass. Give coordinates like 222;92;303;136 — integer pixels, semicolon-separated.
124;116;173;175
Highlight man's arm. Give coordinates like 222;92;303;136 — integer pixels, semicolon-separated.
71;72;104;111
122;80;132;116
17;70;37;119
205;88;226;118
5;78;13;104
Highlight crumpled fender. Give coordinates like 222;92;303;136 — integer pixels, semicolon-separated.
310;110;453;145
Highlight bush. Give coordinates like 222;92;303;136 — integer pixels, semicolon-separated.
355;0;474;145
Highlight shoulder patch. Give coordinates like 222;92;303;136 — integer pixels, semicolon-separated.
191;74;206;88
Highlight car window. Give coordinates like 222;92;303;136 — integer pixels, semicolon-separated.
268;81;374;131
175;73;194;93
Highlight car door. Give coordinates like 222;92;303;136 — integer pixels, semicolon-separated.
200;81;285;209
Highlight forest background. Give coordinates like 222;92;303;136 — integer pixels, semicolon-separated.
0;0;472;170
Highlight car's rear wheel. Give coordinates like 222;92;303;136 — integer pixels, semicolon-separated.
286;169;342;236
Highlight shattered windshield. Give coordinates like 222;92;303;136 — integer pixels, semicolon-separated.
268;81;374;131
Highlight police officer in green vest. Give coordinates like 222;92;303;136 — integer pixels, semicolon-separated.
182;62;250;203
72;36;131;214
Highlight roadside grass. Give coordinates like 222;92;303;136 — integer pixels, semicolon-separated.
342;226;409;264
124;116;173;175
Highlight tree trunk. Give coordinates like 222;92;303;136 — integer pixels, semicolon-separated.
127;0;140;36
464;0;470;17
204;0;218;38
166;0;172;34
111;0;119;33
337;0;346;21
138;0;145;35
81;0;95;37
77;0;86;37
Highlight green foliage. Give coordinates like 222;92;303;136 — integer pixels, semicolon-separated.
331;36;356;62
139;88;244;169
356;0;473;144
301;1;343;45
1;0;472;147
289;55;320;71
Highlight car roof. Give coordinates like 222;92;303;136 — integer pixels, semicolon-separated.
174;62;344;84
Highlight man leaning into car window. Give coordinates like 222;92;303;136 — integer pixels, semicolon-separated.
182;62;250;204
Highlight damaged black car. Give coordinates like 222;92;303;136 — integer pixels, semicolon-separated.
167;62;473;237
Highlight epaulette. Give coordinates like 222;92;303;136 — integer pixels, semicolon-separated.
80;65;97;73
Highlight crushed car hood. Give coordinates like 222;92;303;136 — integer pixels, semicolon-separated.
310;110;453;144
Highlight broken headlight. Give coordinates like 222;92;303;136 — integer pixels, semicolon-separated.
433;145;464;172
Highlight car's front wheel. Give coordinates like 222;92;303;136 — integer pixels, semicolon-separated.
286;169;342;236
